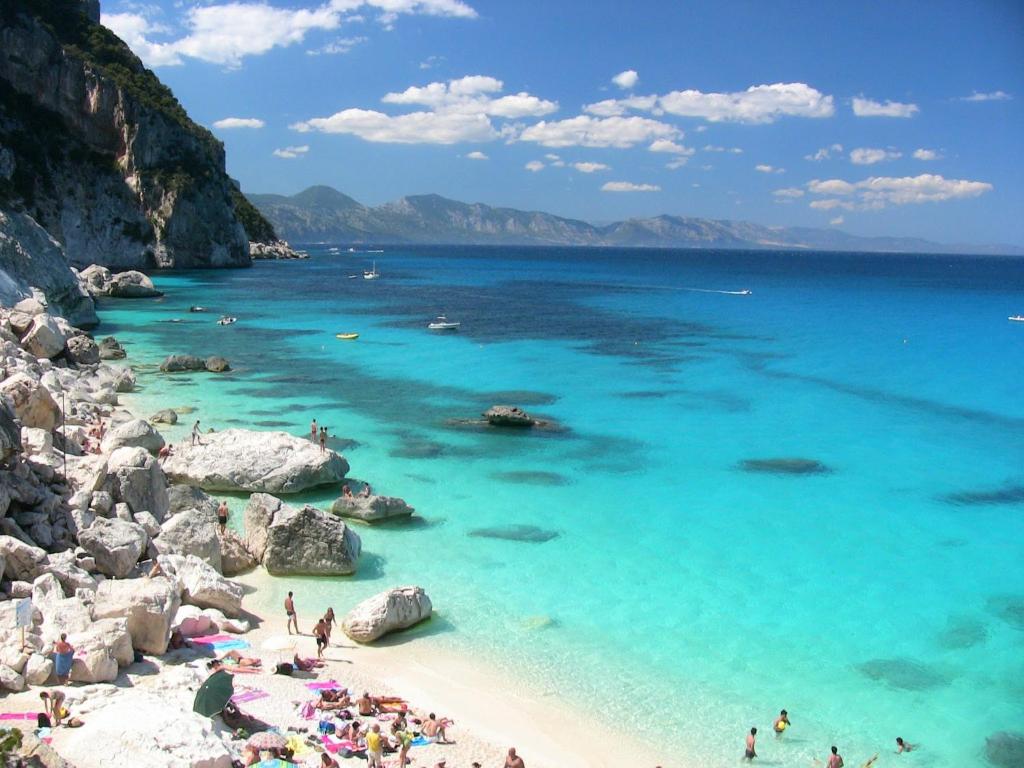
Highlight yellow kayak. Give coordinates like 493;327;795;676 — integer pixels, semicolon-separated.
336;333;359;340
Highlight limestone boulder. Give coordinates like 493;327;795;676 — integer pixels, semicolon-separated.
0;372;60;430
78;517;147;578
0;535;47;581
162;429;349;493
104;446;169;521
219;530;256;576
79;264;113;295
23;653;53;686
101;419;165;455
204;356;230;373
21;314;66;359
331;494;415;523
65;335;100;365
244;493;361;576
158;554;242;617
97;336;126;360
149;408;177;425
0;664;26;692
0;402;19;462
152;507;222;572
42;550;99;594
483;405;537;427
172;605;248;637
57;691;232;768
342;586;432;643
167;484;220;517
92;577;180;654
159;355;205;372
108;271;161;298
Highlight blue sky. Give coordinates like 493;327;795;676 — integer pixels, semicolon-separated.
103;0;1023;245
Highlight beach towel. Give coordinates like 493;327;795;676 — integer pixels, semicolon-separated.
0;713;38;721
199;639;251;652
298;702;316;720
54;651;74;678
305;680;342;691
190;634;234;644
232;690;269;704
410;736;432;747
321;735;363;755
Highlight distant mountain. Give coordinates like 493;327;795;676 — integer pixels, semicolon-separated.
247;186;1023;255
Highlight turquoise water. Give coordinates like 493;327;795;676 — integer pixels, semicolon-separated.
99;247;1024;767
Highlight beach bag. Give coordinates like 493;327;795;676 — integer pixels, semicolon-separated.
318;720;336;735
37;713;51;728
275;662;293;676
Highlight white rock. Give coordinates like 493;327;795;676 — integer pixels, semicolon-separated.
331;494;415;523
43;550;99;593
153;507;221;572
245;493;360;576
158;554;242;617
24;653;53;686
0;664;26;692
162;429;349;493
0;372;60;430
104;446;169;521
342;585;432;643
133;511;161;538
100;419;164;454
20;426;53;455
0;535;47;581
21;314;66;359
92;577;180;655
0;646;29;674
77;518;147;578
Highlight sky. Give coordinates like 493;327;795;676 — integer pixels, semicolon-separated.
102;0;1024;246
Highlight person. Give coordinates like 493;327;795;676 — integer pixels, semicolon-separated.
861;755;879;768
310;418;318;443
317;690;352;711
285;591;299;635
773;709;791;736
53;633;74;684
216;500;229;535
319;426;327;454
191;420;202;446
320;753;339;768
896;738;915;754
342;484;353;498
324;607;337;643
294;653;326;672
158;444;173;464
338;720;362;741
357;691;376;716
828;746;844;768
314;617;329;659
744;727;757;761
169;628;189;650
505;747;525;768
421;713;450;744
40;690;66;727
396;728;413;767
366;724;384;768
207;650;262;672
360;483;372;498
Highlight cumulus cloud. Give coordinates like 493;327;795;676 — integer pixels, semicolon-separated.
307;35;367;55
704;145;743;154
573;162;610;173
212;117;265;129
807;173;992;210
525;160;545;172
420;54;445;69
465;150;488;160
849;147;902;165
381;76;557;117
612;70;639;89
805;143;843;161
518;115;679;148
830;216;844;225
852;97;919;118
960;90;1012;102
601;181;661;192
273;145;310;158
773;187;804;199
103;0;476;68
755;164;784;174
583;95;660;117
659;82;834;123
649;139;694;155
912;148;940;161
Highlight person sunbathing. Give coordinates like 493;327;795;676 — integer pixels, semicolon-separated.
317;691;353;711
357;692;377;716
293;654;325;671
338;720;363;741
207;650;262;673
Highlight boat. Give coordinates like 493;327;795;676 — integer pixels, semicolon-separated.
738;289;752;295
428;315;460;331
189;305;207;313
1010;315;1024;322
347;247;357;253
336;333;359;340
217;316;237;326
363;261;380;280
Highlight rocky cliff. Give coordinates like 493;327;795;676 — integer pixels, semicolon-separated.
0;0;267;270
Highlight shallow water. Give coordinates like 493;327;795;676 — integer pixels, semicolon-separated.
105;246;1024;768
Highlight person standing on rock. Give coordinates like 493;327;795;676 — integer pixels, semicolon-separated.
319;426;327;454
310;418;318;443
217;500;229;535
285;591;299;634
53;633;74;684
191;420;202;446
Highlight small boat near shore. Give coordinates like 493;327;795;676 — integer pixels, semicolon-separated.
336;333;359;340
189;305;207;312
1010;315;1024;322
363;261;380;280
428;315;460;331
217;316;237;326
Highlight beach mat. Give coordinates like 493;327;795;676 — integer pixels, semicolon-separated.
0;713;38;721
232;690;269;704
190;634;234;644
305;680;343;691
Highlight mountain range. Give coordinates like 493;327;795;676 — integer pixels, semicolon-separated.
247;186;1022;255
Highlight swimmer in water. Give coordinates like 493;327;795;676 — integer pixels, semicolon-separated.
896;738;915;754
773;709;791;735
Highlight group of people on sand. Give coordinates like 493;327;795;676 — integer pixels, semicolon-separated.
742;709;917;765
284;591;338;659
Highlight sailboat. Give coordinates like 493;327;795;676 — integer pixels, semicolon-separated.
363;261;380;280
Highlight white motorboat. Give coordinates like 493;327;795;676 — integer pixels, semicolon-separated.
217;316;237;326
428;315;460;331
363;261;380;280
1010;315;1024;322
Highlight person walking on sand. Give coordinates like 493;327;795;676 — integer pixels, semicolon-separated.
191;420;202;446
217;500;229;535
319;426;327;453
310;418;318;443
366;724;384;768
324;607;337;643
744;727;758;761
505;747;525;768
53;633;74;684
773;709;791;736
314;617;329;659
827;746;845;768
285;591;299;635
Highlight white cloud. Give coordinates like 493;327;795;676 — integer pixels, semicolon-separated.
755;164;784;174
960;90;1012;102
659;82;834;123
273;145;310;158
103;0;476;68
807;173;992;210
773;187;804;198
518;115;679;148
612;70;639;90
849;147;902;165
419;54;445;70
212;117;265;129
601;181;661;192
703;145;743;154
912;148;940;161
573;162;610;173
382;76;557;117
830;215;844;225
805;143;843;161
649;139;694;155
583;95;659;117
307;35;367;55
544;153;561;161
666;158;689;170
465;150;488;160
851;97;919;118
292;108;496;143
525;160;545;172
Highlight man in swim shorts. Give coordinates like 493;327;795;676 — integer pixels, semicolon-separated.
285;591;299;634
828;745;844;768
217;500;229;535
745;727;757;760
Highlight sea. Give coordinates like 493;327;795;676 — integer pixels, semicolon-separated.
98;245;1024;768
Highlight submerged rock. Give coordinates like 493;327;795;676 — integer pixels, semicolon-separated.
468;524;559;543
342;586;432;643
738;457;832;475
942;485;1024;506
986;731;1024;768
490;470;570;486
935;617;988;649
986;595;1024;630
856;657;950;691
159;354;205;372
204;356;231;373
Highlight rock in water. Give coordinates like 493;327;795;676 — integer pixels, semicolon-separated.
342;586;432;643
738;457;832;474
65;334;100;364
162;429;349;493
205;356;230;372
483;405;537;427
107;271;161;298
244;493;361;575
149;408;178;425
986;732;1024;768
159;354;206;372
330;494;415;523
92;577;180;655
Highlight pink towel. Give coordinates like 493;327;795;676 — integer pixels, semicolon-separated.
231;690;269;704
0;713;37;721
305;680;342;691
190;634;233;644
